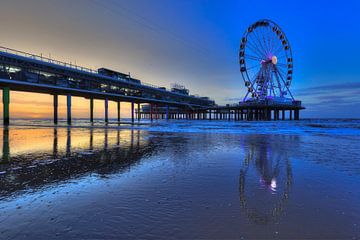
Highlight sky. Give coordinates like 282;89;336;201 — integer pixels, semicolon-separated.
0;0;359;118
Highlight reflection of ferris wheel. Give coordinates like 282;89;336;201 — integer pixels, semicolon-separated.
239;19;294;101
238;141;293;224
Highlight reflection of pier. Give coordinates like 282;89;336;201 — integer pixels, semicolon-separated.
239;135;295;224
0;127;153;199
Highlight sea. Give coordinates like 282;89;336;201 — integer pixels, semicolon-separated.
0;118;359;239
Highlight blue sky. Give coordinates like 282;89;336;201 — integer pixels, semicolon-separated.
0;0;359;118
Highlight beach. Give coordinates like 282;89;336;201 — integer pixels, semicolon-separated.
0;119;359;239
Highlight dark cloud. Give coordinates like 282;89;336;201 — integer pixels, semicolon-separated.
296;82;360;97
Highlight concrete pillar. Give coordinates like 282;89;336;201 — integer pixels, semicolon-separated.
117;101;121;122
166;105;169;120
90;98;94;122
150;103;153;121
266;108;271;121
155;104;158;120
53;94;58;124
105;98;109;123
282;110;285;120
3;87;10;125
131;102;135;123
295;109;300;120
137;103;141;121
67;94;72;125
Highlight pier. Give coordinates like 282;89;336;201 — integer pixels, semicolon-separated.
138;101;303;121
0;46;214;125
0;44;304;125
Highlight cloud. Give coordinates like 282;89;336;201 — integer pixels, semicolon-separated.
295;82;360;97
223;97;242;102
294;81;360;117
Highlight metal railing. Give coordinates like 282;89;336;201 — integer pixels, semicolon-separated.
0;46;98;74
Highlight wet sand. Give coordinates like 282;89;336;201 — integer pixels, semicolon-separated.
0;120;359;239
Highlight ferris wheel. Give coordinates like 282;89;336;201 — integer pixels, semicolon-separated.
239;20;294;102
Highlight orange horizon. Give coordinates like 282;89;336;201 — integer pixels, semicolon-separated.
0;91;134;119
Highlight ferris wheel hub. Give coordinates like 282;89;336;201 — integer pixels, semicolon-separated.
271;56;278;65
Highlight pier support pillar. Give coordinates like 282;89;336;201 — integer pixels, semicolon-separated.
150;103;153;121
53;94;58;124
166;105;169;120
131;102;135;123
105;98;109;123
155;104;158;120
294;109;300;120
3;87;10;125
90;98;94;122
268;109;272;121
67;94;72;125
290;110;293;120
137;103;141;121
273;110;278;121
117;101;121;122
282;110;285;120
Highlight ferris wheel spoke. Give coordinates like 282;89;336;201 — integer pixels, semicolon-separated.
277;54;287;60
277;67;288;78
274;66;294;100
269;27;279;54
255;29;271;56
246;64;261;71
251;30;268;58
266;27;274;55
269;26;278;54
245;54;263;61
258;27;270;55
264;28;274;55
276;63;288;67
246;41;267;59
247;39;266;59
272;44;284;56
